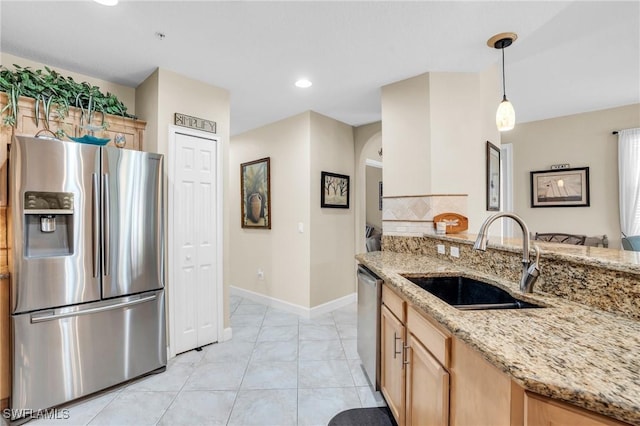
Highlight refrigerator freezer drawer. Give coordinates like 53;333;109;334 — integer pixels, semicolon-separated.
11;290;167;416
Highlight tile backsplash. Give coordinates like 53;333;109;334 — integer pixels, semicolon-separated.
382;194;467;236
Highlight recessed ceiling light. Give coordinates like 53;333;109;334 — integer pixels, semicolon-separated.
94;0;118;5
295;79;312;88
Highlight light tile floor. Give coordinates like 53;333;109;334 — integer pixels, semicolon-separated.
22;294;385;426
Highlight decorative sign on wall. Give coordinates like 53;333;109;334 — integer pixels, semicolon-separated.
174;113;217;134
550;163;571;170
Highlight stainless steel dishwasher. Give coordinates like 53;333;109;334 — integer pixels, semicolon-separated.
357;264;383;390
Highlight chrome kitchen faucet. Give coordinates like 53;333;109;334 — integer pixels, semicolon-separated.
473;212;540;293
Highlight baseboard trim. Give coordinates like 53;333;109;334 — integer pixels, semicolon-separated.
230;286;356;319
222;327;233;342
310;292;357;318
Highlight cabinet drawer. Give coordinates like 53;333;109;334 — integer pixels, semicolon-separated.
407;306;450;368
382;284;405;322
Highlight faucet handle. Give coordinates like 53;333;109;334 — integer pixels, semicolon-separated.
530;244;541;266
522;245;541;293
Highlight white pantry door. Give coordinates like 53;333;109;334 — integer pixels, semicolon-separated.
169;128;220;355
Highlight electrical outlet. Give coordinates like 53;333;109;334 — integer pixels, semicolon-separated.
257;268;264;280
437;244;446;254
450;246;460;258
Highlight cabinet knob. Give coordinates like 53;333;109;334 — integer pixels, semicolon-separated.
114;133;126;148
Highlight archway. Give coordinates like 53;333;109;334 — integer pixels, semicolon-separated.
355;129;382;254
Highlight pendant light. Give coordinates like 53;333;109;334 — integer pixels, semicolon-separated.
488;32;517;132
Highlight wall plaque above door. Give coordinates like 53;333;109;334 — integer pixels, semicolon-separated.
174;113;216;134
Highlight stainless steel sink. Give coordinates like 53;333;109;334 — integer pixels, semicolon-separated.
402;275;544;310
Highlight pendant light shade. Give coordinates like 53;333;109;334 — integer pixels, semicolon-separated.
496;96;515;131
488;32;517;132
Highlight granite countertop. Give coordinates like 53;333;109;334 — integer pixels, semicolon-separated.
356;251;640;425
441;232;640;273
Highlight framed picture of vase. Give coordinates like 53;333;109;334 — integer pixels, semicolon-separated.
321;171;350;208
241;157;271;229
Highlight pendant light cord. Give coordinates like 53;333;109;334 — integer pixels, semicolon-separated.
501;47;507;101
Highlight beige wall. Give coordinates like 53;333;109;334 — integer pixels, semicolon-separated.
1;52;136;114
503;103;640;249
381;73;431;196
230;112;312;307
230;111;356;309
380;68;500;233
366;166;382;230
136;68;231;326
309;112;355;306
429;68;500;232
354;122;382;254
134;70;159;152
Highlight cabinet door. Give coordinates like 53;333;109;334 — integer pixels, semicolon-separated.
526;393;627;426
1;276;9;403
406;332;449;426
381;304;406;426
99;116;143;151
80;114;144;151
450;337;515;426
14;96;77;139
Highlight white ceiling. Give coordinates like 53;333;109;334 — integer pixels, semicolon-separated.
1;1;638;136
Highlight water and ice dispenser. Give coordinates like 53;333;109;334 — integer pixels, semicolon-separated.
24;191;75;257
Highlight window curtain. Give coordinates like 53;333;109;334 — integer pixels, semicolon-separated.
618;128;640;237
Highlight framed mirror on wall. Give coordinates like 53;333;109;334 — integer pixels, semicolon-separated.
486;141;501;211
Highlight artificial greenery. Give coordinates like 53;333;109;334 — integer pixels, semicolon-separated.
0;64;135;138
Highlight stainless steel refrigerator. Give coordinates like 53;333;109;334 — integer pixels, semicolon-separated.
9;135;166;419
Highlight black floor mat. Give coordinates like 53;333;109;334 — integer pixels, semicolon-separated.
328;407;397;426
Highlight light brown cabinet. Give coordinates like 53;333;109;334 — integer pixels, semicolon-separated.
380;284;451;426
406;329;449;426
0;276;9;410
450;335;524;426
525;392;628;426
1;92;146;159
378;282;631;426
381;304;406;424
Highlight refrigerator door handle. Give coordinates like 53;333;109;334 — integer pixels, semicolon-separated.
30;294;158;323
102;173;110;276
92;173;100;278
